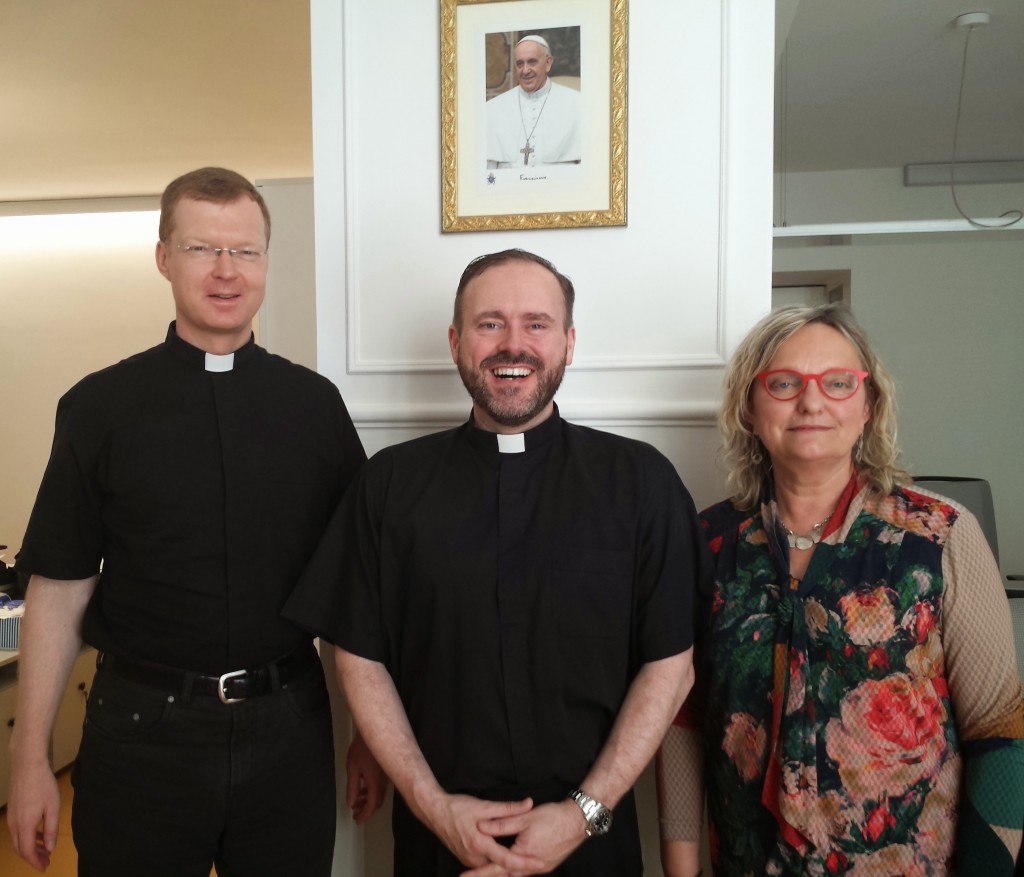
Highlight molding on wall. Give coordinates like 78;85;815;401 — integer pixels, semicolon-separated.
712;0;730;366
716;0;775;361
311;0;772;401
349;399;719;428
346;350;727;374
338;0;740;378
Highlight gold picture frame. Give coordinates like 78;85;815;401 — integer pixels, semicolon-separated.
440;0;628;232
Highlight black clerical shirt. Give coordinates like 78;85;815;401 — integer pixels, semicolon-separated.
286;407;703;798
20;324;365;672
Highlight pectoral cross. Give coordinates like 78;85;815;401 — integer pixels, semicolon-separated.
520;141;534;165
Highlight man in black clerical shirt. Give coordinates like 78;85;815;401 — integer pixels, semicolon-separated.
285;249;710;876
7;168;382;876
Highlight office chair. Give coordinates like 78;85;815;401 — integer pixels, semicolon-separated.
912;476;1024;675
912;476;1001;565
1009;587;1024;683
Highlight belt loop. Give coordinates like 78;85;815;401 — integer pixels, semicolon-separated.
181;671;196;705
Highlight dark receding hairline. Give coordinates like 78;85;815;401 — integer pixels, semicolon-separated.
453;249;575;330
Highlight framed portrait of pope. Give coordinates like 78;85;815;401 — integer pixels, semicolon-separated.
440;0;628;232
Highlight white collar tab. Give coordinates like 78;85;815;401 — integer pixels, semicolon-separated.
204;352;235;373
497;433;526;454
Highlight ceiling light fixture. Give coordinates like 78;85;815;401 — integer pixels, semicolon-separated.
930;11;1023;228
955;11;990;29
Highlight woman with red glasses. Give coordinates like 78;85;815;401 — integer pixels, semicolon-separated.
657;304;1024;876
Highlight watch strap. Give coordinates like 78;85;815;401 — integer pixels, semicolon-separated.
567;788;612;837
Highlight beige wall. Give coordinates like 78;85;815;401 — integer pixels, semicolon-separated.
0;212;171;558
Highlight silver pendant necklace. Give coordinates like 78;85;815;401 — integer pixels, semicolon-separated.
780;512;833;550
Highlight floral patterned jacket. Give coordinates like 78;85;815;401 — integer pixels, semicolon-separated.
678;481;1024;876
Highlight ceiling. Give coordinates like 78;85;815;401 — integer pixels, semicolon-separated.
776;0;1024;172
1;1;1021;202
0;0;314;202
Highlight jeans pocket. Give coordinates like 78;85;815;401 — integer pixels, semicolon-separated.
84;670;176;742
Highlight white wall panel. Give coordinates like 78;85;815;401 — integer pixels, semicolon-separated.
312;0;774;432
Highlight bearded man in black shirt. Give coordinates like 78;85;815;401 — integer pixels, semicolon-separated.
7;167;382;876
286;249;710;876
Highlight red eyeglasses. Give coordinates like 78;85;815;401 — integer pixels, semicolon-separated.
755;369;869;401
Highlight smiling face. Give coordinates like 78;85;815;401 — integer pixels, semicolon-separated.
748;322;871;475
515;39;553;93
155;196;268;354
449;260;575;433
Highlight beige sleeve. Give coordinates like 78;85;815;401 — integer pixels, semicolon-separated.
941;509;1024;740
656;723;706;842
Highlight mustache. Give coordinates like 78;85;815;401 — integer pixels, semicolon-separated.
481;353;544;371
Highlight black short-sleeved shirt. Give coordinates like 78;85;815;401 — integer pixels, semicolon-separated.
19;324;366;672
285;407;707;798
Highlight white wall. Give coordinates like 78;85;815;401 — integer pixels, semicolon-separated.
310;0;774;501
774;168;1024;576
309;0;775;873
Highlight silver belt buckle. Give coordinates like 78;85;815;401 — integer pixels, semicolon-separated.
218;668;248;704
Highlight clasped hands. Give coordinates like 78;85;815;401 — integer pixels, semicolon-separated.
432;793;588;876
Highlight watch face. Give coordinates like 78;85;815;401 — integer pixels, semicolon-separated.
591;807;613;835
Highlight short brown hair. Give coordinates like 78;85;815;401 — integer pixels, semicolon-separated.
159;167;271;245
453;249;575;330
719;304;908;509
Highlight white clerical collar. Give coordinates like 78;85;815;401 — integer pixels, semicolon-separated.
204;352;235;372
519;79;552;101
496;433;526;454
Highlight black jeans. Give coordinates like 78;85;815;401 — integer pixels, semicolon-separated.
71;656;336;877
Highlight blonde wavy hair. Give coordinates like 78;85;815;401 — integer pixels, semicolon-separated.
719;304;909;510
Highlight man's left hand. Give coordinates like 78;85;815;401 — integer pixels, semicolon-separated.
464;799;587;875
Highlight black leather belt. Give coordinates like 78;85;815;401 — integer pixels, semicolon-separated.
97;645;317;704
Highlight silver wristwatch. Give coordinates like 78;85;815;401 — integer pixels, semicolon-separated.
568;789;613;837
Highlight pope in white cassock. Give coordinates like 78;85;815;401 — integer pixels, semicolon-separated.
486;35;582;169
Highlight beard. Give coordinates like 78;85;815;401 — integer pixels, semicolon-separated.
457;351;567;428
